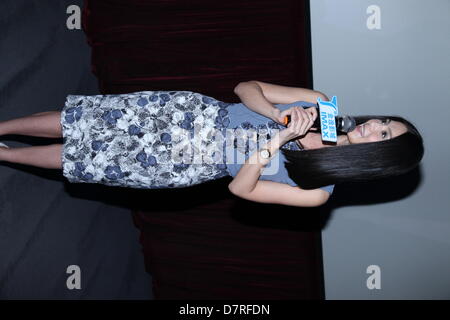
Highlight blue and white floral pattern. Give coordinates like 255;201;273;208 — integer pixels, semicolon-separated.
60;91;231;189
226;120;302;158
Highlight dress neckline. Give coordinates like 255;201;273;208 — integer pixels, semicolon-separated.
295;139;305;150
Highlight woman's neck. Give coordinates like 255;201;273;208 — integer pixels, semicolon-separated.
296;132;350;149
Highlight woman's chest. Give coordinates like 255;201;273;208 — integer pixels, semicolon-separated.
296;132;325;150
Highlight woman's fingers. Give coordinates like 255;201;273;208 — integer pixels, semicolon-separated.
292;108;302;128
282;106;317;141
282;105;315;126
295;108;305;130
300;108;311;135
306;106;318;122
279;108;291;124
290;107;298;126
293;108;300;129
281;108;293;117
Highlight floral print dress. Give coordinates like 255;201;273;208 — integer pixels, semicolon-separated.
60;91;232;189
61;92;336;194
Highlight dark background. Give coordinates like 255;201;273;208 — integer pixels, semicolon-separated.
1;0;329;299
82;0;329;299
0;0;152;299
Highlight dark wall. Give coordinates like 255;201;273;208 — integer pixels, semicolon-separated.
0;0;152;299
82;0;326;299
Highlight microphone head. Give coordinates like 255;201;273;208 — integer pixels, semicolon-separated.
337;115;356;133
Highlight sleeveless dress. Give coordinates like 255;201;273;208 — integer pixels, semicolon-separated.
60;91;334;195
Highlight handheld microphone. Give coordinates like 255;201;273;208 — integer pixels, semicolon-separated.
283;113;356;133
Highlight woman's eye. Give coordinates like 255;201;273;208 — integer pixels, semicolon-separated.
381;119;390;138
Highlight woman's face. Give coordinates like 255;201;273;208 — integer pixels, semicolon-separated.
347;119;408;144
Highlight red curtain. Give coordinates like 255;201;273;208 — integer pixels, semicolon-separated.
82;0;325;299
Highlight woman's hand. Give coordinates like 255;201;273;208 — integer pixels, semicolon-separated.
271;108;283;124
272;107;301;125
278;107;294;125
279;106;318;143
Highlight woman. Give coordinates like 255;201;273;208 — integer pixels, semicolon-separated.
0;81;424;207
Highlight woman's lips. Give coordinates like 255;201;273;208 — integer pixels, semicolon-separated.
358;125;364;137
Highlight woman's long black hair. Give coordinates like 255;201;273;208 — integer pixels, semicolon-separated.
280;115;424;190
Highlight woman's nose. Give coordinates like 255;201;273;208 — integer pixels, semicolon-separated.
367;121;379;135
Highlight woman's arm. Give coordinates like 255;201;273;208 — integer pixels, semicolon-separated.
228;106;306;195
228;106;330;207
233;80;328;123
230;180;330;207
227;129;329;207
233;81;281;123
247;80;329;104
228;130;284;196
